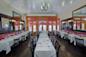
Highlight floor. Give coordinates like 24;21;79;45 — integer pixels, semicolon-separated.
0;36;86;57
57;38;86;57
0;38;32;57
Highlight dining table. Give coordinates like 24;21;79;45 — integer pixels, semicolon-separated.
0;31;29;54
34;32;56;57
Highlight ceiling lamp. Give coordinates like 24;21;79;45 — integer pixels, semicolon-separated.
20;21;24;24
62;1;65;7
70;0;73;4
41;2;49;11
10;20;16;22
83;18;86;20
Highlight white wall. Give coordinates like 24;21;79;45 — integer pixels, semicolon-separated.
3;0;26;14
27;13;56;16
0;0;24;16
58;0;86;20
0;0;12;16
1;0;86;20
0;0;26;31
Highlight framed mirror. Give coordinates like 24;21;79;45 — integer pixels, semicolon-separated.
12;11;25;31
72;5;86;31
12;11;22;19
72;5;86;17
0;13;13;34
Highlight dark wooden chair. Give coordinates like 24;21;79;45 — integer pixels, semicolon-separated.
55;40;60;57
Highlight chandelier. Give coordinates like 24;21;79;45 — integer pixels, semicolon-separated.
41;2;49;11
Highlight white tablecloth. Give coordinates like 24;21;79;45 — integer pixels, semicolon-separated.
34;32;56;57
0;31;29;54
0;39;12;54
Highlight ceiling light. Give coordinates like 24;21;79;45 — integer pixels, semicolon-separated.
41;5;43;10
62;1;65;7
41;2;49;11
47;3;50;8
62;22;65;23
68;20;73;22
83;18;86;20
11;20;16;22
70;0;73;4
20;22;24;24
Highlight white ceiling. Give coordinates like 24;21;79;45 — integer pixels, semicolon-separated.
3;0;86;19
24;0;78;13
3;0;78;13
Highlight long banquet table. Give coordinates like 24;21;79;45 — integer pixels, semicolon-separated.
59;30;86;46
0;31;29;54
34;32;56;57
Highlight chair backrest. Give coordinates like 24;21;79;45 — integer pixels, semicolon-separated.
55;40;60;52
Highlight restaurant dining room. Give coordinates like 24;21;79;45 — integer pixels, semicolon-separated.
0;0;86;57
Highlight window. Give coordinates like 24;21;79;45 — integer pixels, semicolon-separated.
33;25;36;32
20;24;22;30
1;18;10;31
81;23;84;30
53;25;56;31
0;18;2;32
14;21;19;31
73;24;77;30
29;24;32;32
39;25;42;31
48;25;52;31
57;25;59;31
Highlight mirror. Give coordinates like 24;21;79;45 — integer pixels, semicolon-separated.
0;13;13;34
72;5;86;31
73;5;86;17
12;11;24;31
